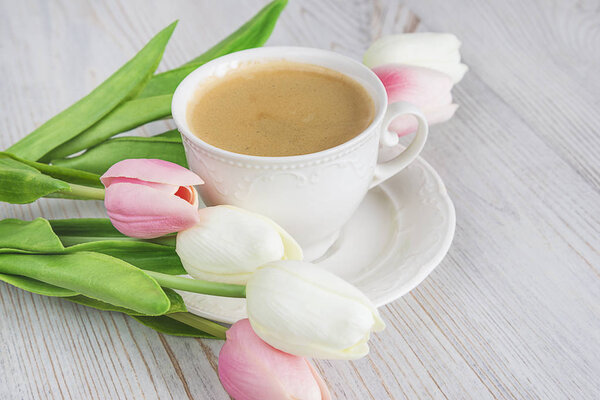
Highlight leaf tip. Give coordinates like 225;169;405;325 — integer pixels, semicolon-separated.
167;20;179;31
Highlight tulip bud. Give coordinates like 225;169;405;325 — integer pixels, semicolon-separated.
364;33;468;83
176;206;302;284
246;261;385;360
218;319;331;400
101;159;203;238
373;64;458;136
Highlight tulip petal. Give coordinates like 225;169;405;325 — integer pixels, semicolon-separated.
430;91;454;109
224;205;303;261
372;64;453;107
176;206;286;284
364;33;462;64
104;182;199;238
219;319;323;400
364;33;468;83
412;61;469;84
174;185;198;206
101;158;203;188
306;361;332;400
101;176;179;193
390;103;459;137
247;261;385;360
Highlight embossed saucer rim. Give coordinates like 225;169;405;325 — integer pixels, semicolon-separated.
370;157;455;305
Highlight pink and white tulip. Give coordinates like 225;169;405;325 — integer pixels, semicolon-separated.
218;319;330;400
373;64;458;136
363;33;468;83
101;159;203;238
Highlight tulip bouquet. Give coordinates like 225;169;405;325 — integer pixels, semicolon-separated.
0;158;384;398
0;0;467;396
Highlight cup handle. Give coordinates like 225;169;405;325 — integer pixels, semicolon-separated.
370;101;429;189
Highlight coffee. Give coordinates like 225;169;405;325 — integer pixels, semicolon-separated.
186;60;375;156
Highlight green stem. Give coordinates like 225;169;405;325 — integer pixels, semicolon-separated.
68;183;106;200
168;313;228;339
145;270;246;298
49;183;106;200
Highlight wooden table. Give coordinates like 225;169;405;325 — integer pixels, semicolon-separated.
1;0;599;398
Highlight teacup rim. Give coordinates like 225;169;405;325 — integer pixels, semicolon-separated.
172;46;388;163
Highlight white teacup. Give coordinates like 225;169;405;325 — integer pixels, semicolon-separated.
172;47;428;260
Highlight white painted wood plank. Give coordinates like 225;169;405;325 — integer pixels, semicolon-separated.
1;0;599;399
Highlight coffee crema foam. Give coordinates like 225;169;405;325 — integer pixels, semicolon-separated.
186;60;375;157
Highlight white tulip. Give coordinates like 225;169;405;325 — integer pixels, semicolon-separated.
246;260;385;360
363;33;468;83
176;206;302;284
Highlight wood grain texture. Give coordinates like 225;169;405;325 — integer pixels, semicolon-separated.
1;0;599;398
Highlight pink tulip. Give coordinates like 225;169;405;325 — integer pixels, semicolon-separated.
218;319;331;400
100;159;203;238
373;64;459;137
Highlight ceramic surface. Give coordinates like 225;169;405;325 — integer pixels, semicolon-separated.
179;153;455;323
172;47;428;260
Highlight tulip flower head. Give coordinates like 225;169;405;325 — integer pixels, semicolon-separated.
218;319;331;400
246;260;385;360
101;159;203;238
363;32;468;83
176;206;303;284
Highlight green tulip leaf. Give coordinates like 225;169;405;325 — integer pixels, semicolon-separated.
52;134;186;175
131;315;218;338
136;0;288;98
154;129;182;139
7;22;176;161
163;289;188;314
49;218;124;240
46;94;173;160
66;241;186;275
0;157;71;204
0;273;213;338
0;218;182;272
0;152;102;188
49;218;176;247
65;295;142;314
0;252;171;316
0;218;65;253
0;273;78;297
65;288;186;315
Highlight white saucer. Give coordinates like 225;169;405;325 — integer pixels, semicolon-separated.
179;155;455;324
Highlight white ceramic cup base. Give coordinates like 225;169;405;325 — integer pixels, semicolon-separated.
172;47;429;259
